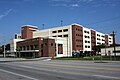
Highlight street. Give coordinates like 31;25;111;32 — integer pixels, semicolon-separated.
0;60;120;80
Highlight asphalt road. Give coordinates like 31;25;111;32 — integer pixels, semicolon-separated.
0;60;120;80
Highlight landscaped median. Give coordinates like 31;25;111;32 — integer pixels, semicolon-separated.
55;56;120;61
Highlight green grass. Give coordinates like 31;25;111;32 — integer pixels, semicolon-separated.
55;56;120;61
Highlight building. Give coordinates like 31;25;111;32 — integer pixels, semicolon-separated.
101;46;120;56
10;24;113;58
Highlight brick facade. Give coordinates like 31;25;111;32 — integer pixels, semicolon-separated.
21;26;38;39
17;37;55;57
91;30;96;50
72;25;83;51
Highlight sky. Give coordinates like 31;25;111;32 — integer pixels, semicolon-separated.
0;0;120;44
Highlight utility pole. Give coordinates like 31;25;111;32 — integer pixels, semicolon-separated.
3;35;6;58
61;20;63;26
113;31;116;60
42;24;44;29
3;44;6;58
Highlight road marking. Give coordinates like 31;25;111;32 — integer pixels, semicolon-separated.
93;75;120;79
0;69;39;80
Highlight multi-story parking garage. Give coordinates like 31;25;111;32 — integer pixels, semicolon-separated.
10;24;113;58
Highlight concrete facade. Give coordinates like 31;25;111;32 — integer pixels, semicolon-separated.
101;46;120;56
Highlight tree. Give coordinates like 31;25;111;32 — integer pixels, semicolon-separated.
0;46;3;54
92;44;105;55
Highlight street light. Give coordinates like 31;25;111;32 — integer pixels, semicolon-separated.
3;44;5;58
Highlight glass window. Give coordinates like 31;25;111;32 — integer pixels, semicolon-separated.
41;44;43;48
51;43;53;46
58;35;62;37
52;36;56;37
63;34;68;37
58;30;62;33
52;31;57;33
63;29;68;32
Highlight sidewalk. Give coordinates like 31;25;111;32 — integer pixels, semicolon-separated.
0;57;51;62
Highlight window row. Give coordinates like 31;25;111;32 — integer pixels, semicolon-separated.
17;43;54;51
85;40;90;43
76;34;83;37
52;34;68;37
85;45;90;48
84;30;89;34
76;45;83;47
17;45;39;51
85;35;90;38
91;32;95;35
52;29;68;33
97;34;105;37
91;36;95;39
76;39;83;42
97;38;105;41
76;28;82;31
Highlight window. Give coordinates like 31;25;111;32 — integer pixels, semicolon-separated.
102;39;105;41
87;31;89;34
88;46;90;48
85;35;87;38
51;43;53;46
80;35;83;37
52;36;56;37
102;35;105;37
34;45;38;49
41;44;43;48
58;30;62;33
63;34;68;37
97;42;101;44
97;34;100;37
84;31;87;33
85;36;90;38
85;40;87;43
78;28;81;31
58;35;62;37
30;45;33;50
52;31;57;33
88;41;90;43
63;29;68;32
109;41;111;42
84;30;89;34
85;45;87;48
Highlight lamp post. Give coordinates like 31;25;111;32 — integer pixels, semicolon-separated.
3;44;5;58
113;31;116;61
61;20;63;26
